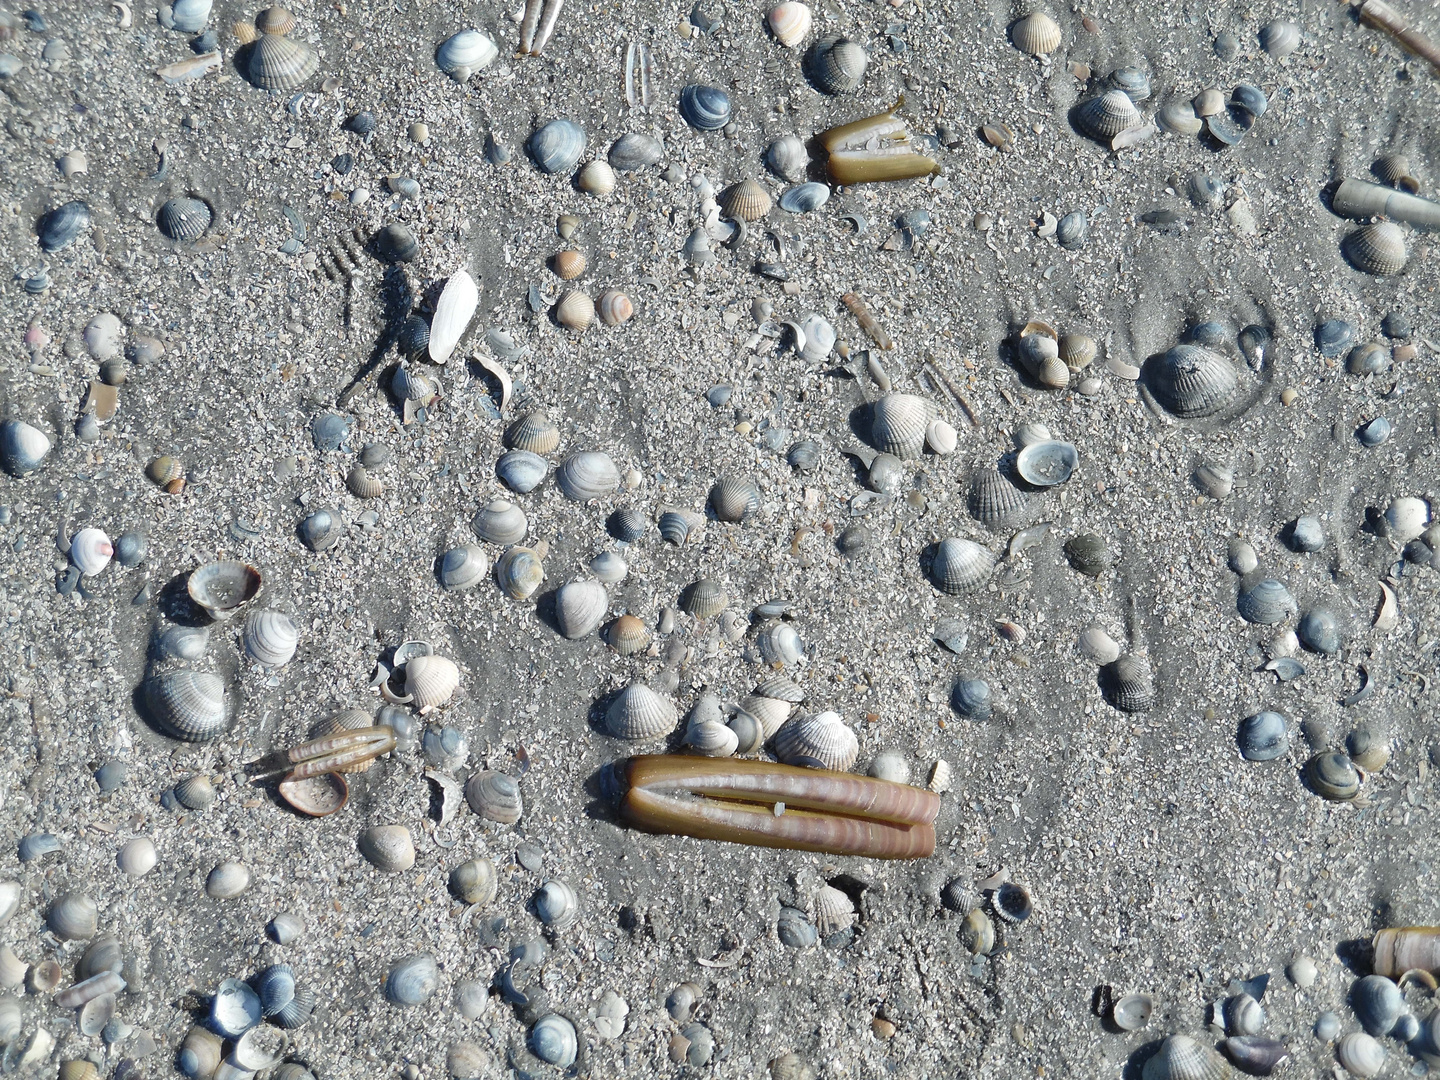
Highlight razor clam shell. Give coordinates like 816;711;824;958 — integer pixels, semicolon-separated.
54;970;124;1009
472;499;528;545
144;671;229;741
429;269;478;363
242;608;299;667
557;451;620;501
606;683;678;740
774;710;859;771
247;32;317;90
554;579;608;639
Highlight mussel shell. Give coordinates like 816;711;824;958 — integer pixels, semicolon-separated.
1151;344;1239;418
144;671;229;741
157;196;212;241
678;84;731;130
37;200;90;252
1237;711;1289;761
527;119;586;174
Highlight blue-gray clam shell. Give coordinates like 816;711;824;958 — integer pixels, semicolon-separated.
778;182;831;214
384;954;439;1007
527;119;586;174
951;678;992;720
37;200;90;252
1237;711;1288;761
496;449;549;494
678;84;731;130
1236;578;1296;625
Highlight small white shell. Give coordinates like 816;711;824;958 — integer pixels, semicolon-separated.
242;609;299;668
774;711;858;771
870;393;936;459
738;693;792;738
813;884;855;935
606;683;678;740
554;579;608;639
205;860;251;899
534;879;579;929
0;882;18;927
925;419;957;455
577;160;617;196
435;28;498;79
70;528;114;576
767;1;812;47
429;269;478;363
557;451;620;501
1077;624;1121;664
405;654;460;711
117;837;158;877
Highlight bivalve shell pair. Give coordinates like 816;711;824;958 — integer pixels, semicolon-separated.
465;770;522;824
1151;345;1239;419
247;32;318;90
807;33;867;94
242;609;298;667
1344;221;1407;276
1018;329;1069;389
870;393;937;459
157;197;212;241
405;654;460;711
767;1;811;47
528;119;586;174
711;476;761;521
1011;11;1061;55
145;671;229;741
775;711;859;771
555;580;608;639
558;451;619;501
435;28;497;81
930;538;996;595
606;683;677;740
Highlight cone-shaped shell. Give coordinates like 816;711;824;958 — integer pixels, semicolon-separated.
774;710;859;771
247;32;318;90
1152;344;1238;419
1075;90;1142;141
1011;11;1061;55
472;499;528;545
931;538;996;595
555;580;608;639
767;1;811;47
870;393;937;459
145;671;229;741
720;179;773;221
1141;1034;1232;1080
157;197;212;241
606;683;677;740
405;654;459;711
967;468;1029;529
1344;222;1407;276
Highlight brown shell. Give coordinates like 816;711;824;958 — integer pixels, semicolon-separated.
598;289;634;326
551;250;587;280
720;179;773;222
312;709;378;773
255;5;296;34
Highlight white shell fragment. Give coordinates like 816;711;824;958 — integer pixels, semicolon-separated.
429;269;479;363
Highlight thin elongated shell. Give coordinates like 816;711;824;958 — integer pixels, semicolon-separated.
931;538;996;595
247;32;318;90
1075;89;1142;140
405;654;459;711
555;580;608;639
1152;344;1238;418
429;269;478;363
243;608;299;667
1371;926;1440;978
1011;11;1061;55
870;393;936;459
774;711;859;771
967;468;1029;529
1141;1035;1232;1080
144;671;229;741
310;708;378;773
767;1;811;47
1344;222;1407;276
720;179;773;221
606;683;678;740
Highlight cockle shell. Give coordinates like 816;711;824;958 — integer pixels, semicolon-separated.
506;411;560;455
346;464;384;498
496;545;545;600
145;671;229;741
775;710;859;771
187;560;262;619
247;32;317;90
598;289;634;326
1011;11;1061;55
551;249;587;280
1152;344;1238;418
711;476;761;521
429;269;478;363
606;683;677;740
157;196;212;241
255;5;295;34
0;420;51;477
931;538;996;595
174;772;216;809
807;33;867;95
767;1;811;47
554;289;595;331
813;885;855;936
1344;222;1407;276
738;693;792;738
606;614;650;655
681;577;728;619
472;499;527;545
405;654;459;711
1075;89;1142;141
870;393;937;458
577;161;616;196
967;468;1029;529
69;528;114;576
465;770;522;824
555;580;608;639
1374;153;1419;192
720;179;773;221
557;451;619;501
1102;654;1156;712
242;608;298;667
1141;1034;1231;1080
435;29;497;80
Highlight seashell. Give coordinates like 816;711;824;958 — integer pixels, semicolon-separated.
0;883;16;929
685;719;739;757
255;5;295;33
438;544;489;591
1351;974;1403;1037
359;825;415;872
959;907;996;956
1237;711;1288;761
37;200;91;252
680;578;727;619
117;837;157;877
373;223;418;264
422;725;467;770
757;621;805;665
435;29;497;80
279;771;348;817
1306;751;1361;801
496;449;549;494
0;420;51;477
711;475;761;521
385;954;439;1007
1344;222;1407;276
449;857;498;906
774;710;859;771
1112;994;1153;1032
1336;1032;1384;1078
69;528;114;576
187;560;262;620
175;772;216;810
608;132;664;171
1018;331;1068;388
59;1060;100;1080
1151;344;1239;419
797;313;836;361
298;508;341;552
456;981;491;1020
577;160;616;196
206;859;251;898
992;882;1032;923
1348;728;1389;772
530;1014;578;1068
505;411;561;456
1386;495;1430;541
1220;1036;1288;1075
1011;10;1061;55
1237;579;1297;625
679;84;731;130
930;537;996;595
496;545;545;600
754;674;806;703
554;579;608;639
157;196;212;241
1141;1035;1232;1080
1059;333;1097;370
870;393;936;458
466;770;522;824
738;694;792;737
728;711;765;754
606;614;650;655
48;892;98;940
1297;608;1341;655
164;0;211;31
597;289;634;326
1156;99;1202;135
27;959;61;993
0;951;23;991
534;880;579;929
1064;533;1111;577
557;450;619;501
179;1026;225;1078
607;683;678;740
1374;153;1419;193
720;179;772;221
405;654;460;711
1101;654;1156;712
767;1;812;47
472;499;527;545
813;884;855;936
231;1025;287;1070
210;978;263;1038
608;507;649;541
1016;439;1079;486
807;34;867;95
1226;992;1264;1036
528;119;586;174
951;678;993;721
1288;515;1324;552
247;32;318;90
1110;65;1151;102
254;963;295;1020
1259;19;1301;58
777;906;819;948
554;289;595;331
242;608;298;667
766;135;810;182
429;268;478;363
551;249;587;280
1075;90;1142;141
395;316;431;363
145;671;229;741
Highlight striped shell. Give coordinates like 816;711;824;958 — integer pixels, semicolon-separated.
557;451;619;501
598;289;634;326
1151;344;1238;418
1101;654;1156;713
680;578;727;618
710;476;761;521
346;464;384;499
496;545;545;600
69;528;114;576
1237;578;1297;624
606;683;677;740
404;654;459;711
813;885;855;934
606;614;650;655
157;197;212;241
774;710;859;771
144;671;229;741
967;468;1029;530
554;289;595;331
659;508;705;545
449;856;498;905
554;580;608;639
528;119;586;174
1075;90;1142;141
870;393;937;458
930;538;996;595
1011;11;1061;55
242;609;299;667
1344;222;1407;276
767;1;811;47
465;770;522;824
472;499;528;545
1335;1033;1383;1079
551;250;587;280
311;708;376;773
1140;1034;1231;1080
247;32;318;90
807;34;867;95
505;411;561;455
255;5;295;34
720;179;772;221
1374;153;1418;191
593;549;633;582
1258;19;1301;59
678;84;731;131
577;161;616;196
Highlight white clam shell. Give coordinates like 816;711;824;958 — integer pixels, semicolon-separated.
69;527;114;576
554;579;608;639
738;693;792;738
557;451;620;501
404;654;459;711
435;28;497;79
605;683;677;740
359;825;416;872
206;860;251;899
472;499;528;545
429;269;478;363
48;891;98;940
1336;1032;1384;1078
534;879;579;929
117;837;158;877
774;711;858;771
684;719;739;757
767;1;812;47
243;608;299;668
